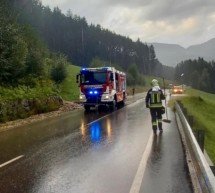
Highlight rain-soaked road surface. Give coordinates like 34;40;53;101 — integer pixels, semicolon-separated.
140;106;192;193
0;94;193;193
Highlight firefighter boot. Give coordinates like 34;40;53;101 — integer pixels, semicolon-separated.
158;121;163;132
152;125;157;134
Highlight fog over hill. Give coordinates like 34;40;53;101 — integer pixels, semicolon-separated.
150;38;215;67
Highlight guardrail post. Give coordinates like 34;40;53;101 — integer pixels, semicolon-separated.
196;129;205;152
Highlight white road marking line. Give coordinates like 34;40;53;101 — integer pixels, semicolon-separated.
129;133;153;193
0;155;24;168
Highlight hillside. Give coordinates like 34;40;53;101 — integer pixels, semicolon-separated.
151;38;215;67
12;0;169;78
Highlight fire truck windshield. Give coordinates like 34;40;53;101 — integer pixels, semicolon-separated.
81;71;107;85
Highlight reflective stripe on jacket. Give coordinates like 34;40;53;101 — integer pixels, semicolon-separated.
145;88;165;108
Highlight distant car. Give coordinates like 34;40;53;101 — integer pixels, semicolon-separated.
171;85;184;94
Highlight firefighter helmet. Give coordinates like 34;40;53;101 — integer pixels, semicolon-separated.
151;79;159;86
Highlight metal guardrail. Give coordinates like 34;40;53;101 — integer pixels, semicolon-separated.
175;102;215;193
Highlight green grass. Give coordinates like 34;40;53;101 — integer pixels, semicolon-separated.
179;88;215;164
59;65;81;101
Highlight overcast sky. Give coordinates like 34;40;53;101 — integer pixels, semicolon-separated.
41;0;215;48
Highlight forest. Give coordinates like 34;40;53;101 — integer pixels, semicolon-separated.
0;0;176;88
15;0;163;74
175;58;215;93
0;0;68;87
1;0;215;93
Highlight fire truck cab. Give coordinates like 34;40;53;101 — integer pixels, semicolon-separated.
76;67;127;111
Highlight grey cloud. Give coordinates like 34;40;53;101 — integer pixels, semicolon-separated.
58;0;215;25
41;0;215;47
43;0;215;21
141;0;215;22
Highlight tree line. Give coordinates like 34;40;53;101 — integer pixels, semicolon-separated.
1;0;175;88
175;58;215;93
10;0;175;81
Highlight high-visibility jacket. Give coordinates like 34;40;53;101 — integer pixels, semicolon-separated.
145;87;165;108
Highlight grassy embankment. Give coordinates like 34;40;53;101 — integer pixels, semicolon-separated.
171;88;215;164
59;65;81;101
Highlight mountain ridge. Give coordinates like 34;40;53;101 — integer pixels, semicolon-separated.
150;38;215;66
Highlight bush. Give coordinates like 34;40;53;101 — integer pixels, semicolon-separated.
51;55;68;84
0;96;63;123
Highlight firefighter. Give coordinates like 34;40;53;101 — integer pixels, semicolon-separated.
145;79;165;134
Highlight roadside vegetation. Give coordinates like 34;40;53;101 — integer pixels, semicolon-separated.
171;88;215;164
175;58;215;94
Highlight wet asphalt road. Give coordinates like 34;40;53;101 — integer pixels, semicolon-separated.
0;94;193;193
140;107;192;193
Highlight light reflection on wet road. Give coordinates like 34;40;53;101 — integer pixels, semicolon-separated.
0;98;153;193
0;94;193;193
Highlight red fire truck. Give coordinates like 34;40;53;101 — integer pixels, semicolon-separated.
76;67;127;111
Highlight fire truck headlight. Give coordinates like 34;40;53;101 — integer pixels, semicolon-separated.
80;96;83;99
105;95;109;99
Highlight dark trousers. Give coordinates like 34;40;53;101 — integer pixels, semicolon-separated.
150;108;162;130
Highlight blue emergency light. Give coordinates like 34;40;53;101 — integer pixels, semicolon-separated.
89;90;99;95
